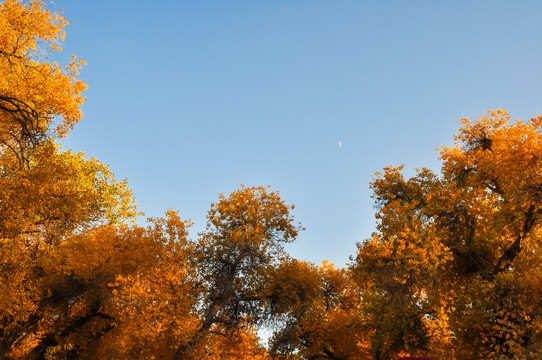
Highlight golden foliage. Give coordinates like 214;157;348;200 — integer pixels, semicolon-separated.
268;259;370;359
352;110;542;360
1;214;193;359
2;2;541;359
0;0;87;162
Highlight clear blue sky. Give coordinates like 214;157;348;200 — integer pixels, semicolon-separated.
52;0;542;266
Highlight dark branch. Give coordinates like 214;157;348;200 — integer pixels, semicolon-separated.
491;204;537;278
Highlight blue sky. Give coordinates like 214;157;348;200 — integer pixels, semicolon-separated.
53;1;542;266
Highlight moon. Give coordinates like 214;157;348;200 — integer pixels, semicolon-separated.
338;141;342;148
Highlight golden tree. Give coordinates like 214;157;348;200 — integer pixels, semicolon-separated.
0;1;138;358
0;0;86;165
352;110;542;360
2;214;192;359
267;259;370;360
174;185;302;359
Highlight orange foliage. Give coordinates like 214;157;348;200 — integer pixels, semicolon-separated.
352;110;542;360
173;185;301;360
2;2;541;360
0;0;86;163
268;259;370;359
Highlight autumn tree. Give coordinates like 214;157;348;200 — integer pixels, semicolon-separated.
173;185;302;359
267;259;370;360
0;1;139;358
0;0;86;165
0;142;139;356
351;110;542;360
1;212;192;359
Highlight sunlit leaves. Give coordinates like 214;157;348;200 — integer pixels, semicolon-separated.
268;259;370;360
0;0;87;162
352;110;542;360
3;1;541;359
173;186;301;359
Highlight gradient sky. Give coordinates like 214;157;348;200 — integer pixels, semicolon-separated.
52;1;542;266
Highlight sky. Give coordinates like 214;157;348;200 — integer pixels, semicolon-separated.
51;0;542;267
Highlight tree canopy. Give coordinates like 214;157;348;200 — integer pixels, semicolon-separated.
352;109;542;360
0;1;540;359
0;0;86;164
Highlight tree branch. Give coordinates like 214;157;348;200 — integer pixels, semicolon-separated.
491;204;536;277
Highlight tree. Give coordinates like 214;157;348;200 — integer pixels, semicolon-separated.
174;185;302;359
0;140;138;360
91;211;199;360
351;110;542;360
0;2;142;358
1;211;192;360
0;0;86;165
267;260;370;360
